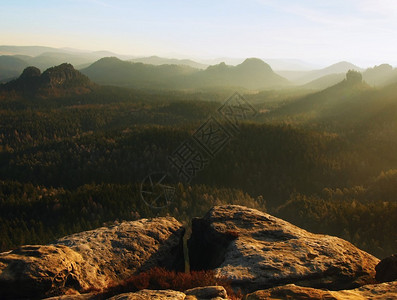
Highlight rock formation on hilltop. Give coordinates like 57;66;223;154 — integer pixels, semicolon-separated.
20;66;41;79
40;63;90;89
345;69;363;85
188;205;379;293
0;205;394;299
0;217;184;298
0;63;95;98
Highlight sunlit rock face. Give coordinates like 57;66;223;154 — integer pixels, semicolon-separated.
0;217;185;298
107;289;186;300
188;205;379;293
106;286;229;300
0;205;384;298
246;281;397;300
0;245;87;299
184;285;228;299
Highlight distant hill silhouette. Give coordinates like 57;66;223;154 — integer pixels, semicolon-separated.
0;45;63;57
187;58;289;89
0;63;95;98
198;57;317;71
363;64;397;87
82;57;289;90
0;45;135;72
3;46;397;90
130;56;207;69
301;73;346;90
81;57;198;88
322;61;364;74
0;56;29;81
263;58;318;71
21;52;99;70
267;70;373;123
300;64;397;90
293;61;363;85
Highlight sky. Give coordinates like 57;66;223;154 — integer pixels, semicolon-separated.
1;0;397;67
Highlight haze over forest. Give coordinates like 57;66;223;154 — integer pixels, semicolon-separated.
1;1;397;299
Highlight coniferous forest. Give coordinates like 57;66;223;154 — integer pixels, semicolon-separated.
2;2;397;299
1;67;397;259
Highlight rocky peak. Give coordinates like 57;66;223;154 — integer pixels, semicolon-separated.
346;69;363;85
0;63;95;98
205;61;230;73
40;63;89;88
238;58;273;73
19;66;41;79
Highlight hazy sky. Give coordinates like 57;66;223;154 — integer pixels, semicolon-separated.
1;0;397;66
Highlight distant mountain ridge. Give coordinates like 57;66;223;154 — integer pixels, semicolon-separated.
2;46;397;90
363;64;397;87
291;61;363;85
82;57;289;90
266;70;397;127
130;56;208;69
197;57;317;70
0;45;135;72
301;73;346;90
0;55;29;81
292;63;397;90
190;58;289;89
0;45;64;56
81;57;198;88
276;61;397;90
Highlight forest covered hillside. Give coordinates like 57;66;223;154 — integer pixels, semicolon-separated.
0;68;396;259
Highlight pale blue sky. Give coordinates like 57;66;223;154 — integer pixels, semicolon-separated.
1;0;397;66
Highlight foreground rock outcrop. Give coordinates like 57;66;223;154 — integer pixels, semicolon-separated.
245;281;397;299
188;205;379;292
108;289;186;300
43;282;397;300
0;217;184;298
107;286;228;300
184;286;228;299
0;205;389;299
0;245;88;298
43;286;229;300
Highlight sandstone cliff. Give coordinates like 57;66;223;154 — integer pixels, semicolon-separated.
0;205;393;299
188;205;379;292
0;218;184;298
